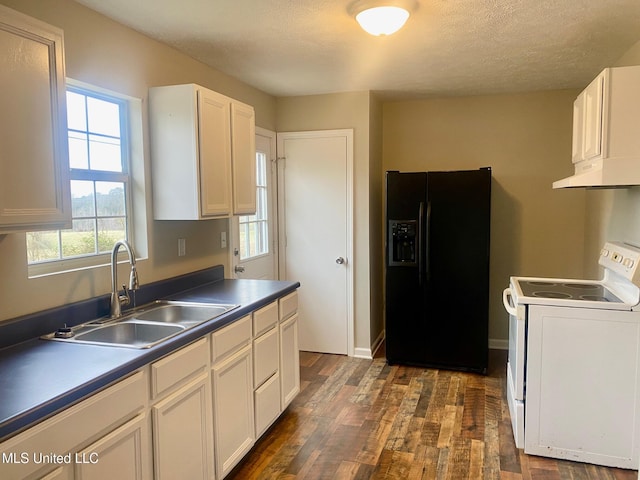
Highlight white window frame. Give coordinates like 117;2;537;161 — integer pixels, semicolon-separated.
27;79;146;277
238;150;269;261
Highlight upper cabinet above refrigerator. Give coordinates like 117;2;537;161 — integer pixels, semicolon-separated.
554;66;640;189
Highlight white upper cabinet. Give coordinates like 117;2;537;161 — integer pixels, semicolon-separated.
149;83;256;220
231;102;256;215
575;71;605;163
0;5;71;233
556;66;640;188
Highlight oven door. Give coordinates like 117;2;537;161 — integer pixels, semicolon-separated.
503;287;526;448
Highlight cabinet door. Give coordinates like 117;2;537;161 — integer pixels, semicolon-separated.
38;466;74;480
212;344;254;479
0;5;71;233
151;374;214;480
582;73;605;160
280;313;300;409
198;88;232;217
75;413;152;480
230;101;256;215
571;93;584;164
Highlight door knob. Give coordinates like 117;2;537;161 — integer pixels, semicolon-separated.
234;265;245;273
335;257;345;265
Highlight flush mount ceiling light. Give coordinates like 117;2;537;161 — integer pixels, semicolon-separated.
349;0;418;36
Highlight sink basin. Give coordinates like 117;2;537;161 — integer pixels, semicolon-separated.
132;302;238;326
41;300;239;349
73;321;185;348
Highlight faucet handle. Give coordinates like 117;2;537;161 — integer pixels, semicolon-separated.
119;284;131;307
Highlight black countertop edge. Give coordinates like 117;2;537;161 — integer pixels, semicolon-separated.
0;265;226;350
0;270;300;441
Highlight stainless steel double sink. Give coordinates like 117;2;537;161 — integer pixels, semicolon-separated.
42;301;239;349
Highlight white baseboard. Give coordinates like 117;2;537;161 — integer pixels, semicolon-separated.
353;347;372;359
353;329;385;359
353;333;507;358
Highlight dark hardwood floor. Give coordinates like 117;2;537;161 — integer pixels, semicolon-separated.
228;348;638;479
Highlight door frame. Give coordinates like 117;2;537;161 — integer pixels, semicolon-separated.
229;127;278;279
276;129;355;356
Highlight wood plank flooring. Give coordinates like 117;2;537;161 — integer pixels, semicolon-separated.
227;349;638;480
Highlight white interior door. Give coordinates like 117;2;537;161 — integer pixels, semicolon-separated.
277;130;353;355
230;128;277;280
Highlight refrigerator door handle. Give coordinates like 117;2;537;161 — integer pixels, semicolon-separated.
418;202;424;284
425;201;432;281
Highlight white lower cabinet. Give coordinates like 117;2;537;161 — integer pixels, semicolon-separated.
0;290;300;480
211;343;254;479
39;466;74;480
151;375;213;479
280;313;300;409
253;302;281;437
0;370;149;480
254;371;281;437
149;336;214;480
75;413;150;480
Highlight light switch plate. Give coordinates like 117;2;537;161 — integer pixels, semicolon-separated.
221;231;227;248
178;238;186;256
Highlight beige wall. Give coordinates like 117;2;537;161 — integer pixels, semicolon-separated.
368;94;384;349
382;91;587;342
276;92;382;354
583;40;640;278
4;0;637;351
0;0;276;322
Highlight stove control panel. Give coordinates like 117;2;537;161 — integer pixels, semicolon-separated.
599;241;640;287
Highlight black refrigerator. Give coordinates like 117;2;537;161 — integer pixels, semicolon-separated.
385;168;491;374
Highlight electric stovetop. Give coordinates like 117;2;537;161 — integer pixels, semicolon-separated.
516;280;623;303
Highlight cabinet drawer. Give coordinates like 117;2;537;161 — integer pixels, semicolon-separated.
255;372;281;437
212;315;252;364
279;291;298;321
253;301;278;338
151;337;209;400
253;326;279;387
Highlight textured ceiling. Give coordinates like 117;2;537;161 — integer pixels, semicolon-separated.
73;0;640;98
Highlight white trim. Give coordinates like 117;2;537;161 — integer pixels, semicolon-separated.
276;129;355;357
27;79;148;278
229;127;278;279
354;329;385;359
489;338;509;350
353;348;373;359
371;329;385;357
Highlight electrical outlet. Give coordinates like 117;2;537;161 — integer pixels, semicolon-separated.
221;231;227;248
178;238;186;256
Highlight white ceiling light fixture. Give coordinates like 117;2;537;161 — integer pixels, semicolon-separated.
349;0;418;36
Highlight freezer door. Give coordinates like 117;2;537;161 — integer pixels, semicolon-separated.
385;171;427;363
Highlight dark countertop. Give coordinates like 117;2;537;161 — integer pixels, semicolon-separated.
0;272;299;442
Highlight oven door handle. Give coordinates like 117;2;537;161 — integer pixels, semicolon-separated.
503;288;518;316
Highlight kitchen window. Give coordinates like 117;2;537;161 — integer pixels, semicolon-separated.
238;152;269;260
26;81;146;276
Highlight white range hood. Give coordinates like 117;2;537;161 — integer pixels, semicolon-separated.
553;158;640;189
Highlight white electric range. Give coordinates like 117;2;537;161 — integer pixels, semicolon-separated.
503;241;640;469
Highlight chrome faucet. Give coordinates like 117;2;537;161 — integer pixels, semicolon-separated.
110;240;139;319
